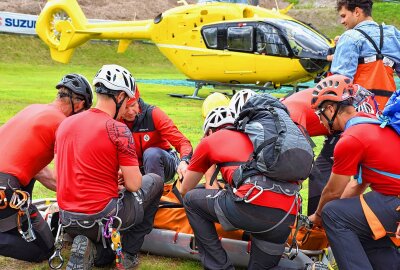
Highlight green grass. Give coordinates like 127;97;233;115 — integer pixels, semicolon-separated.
0;30;320;269
2;2;397;267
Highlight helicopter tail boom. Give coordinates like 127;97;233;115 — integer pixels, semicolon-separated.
36;0;153;63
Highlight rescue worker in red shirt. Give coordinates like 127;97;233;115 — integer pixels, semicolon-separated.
179;106;297;270
56;64;163;270
331;0;400;110
0;74;93;262
122;88;192;182
283;86;378;215
309;75;400;270
282;89;340;215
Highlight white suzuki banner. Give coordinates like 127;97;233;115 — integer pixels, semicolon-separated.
0;11;111;35
0;12;37;35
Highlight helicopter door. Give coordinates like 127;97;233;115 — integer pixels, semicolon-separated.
254;23;305;84
255;24;290;57
223;25;256;81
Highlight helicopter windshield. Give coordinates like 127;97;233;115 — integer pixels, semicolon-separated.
263;19;330;60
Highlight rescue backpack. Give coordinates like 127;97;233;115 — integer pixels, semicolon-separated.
211;93;314;188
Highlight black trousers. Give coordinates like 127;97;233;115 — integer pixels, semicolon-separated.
64;173;163;266
142;147;180;183
0;177;54;262
183;188;296;270
322;191;400;270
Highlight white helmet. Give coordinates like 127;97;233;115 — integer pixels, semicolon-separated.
229;89;257;117
93;64;135;98
203;106;235;135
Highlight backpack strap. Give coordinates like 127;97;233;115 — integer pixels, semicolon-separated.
209;162;244;187
356;165;400;184
345;116;399;183
171;179;184;205
344;116;384;130
294;122;316;148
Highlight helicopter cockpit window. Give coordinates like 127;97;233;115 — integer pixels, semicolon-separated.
227;26;253;52
267;19;330;59
203;27;218;48
256;24;289;56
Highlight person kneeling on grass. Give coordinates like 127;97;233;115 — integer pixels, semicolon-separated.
309;75;400;270
55;64;163;270
0;73;92;262
179;105;301;269
121;86;193;183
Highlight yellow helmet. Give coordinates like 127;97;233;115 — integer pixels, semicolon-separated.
202;93;230;118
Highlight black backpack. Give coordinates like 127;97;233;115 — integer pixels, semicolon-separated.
211;93;314;189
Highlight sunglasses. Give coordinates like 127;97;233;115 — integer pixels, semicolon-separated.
315;107;326;117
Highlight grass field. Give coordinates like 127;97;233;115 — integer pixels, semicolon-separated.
0;33;321;270
0;2;398;267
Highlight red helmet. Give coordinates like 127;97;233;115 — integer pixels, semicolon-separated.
310;75;355;109
127;85;140;106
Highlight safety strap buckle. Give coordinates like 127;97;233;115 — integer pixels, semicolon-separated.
243;181;264;203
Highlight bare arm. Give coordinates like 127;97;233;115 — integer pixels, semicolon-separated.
341;179;369;199
179;170;203;196
121;165;142;192
309;173;351;226
35;166;56;191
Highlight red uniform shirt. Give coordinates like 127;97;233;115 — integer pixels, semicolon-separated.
282;88;329;137
332;113;400;196
0;104;65;186
188;129;297;214
56;109;139;214
124;102;192;165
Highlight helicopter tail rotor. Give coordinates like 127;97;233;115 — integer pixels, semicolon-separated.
35;0;94;63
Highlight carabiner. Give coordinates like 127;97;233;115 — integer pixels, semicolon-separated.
48;249;64;270
244;183;264;204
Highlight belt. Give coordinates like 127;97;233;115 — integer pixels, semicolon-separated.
0;172;20;189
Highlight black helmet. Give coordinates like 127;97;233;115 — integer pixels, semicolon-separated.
56;74;93;109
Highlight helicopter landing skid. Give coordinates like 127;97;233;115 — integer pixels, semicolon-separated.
168;80;275;100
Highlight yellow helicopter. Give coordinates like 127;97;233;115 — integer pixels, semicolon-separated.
36;0;333;97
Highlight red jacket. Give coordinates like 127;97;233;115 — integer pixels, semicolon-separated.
124;99;192;166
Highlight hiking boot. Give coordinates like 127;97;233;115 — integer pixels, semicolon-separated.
66;235;96;270
115;252;139;270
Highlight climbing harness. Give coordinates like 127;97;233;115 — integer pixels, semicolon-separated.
0;179;36;242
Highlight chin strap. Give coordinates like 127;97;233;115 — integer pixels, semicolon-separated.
110;95;127;120
321;103;342;132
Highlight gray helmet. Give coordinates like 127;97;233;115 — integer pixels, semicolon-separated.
56;73;93;109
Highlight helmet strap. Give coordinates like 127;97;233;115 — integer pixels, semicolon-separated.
321;103;341;132
110;94;127;120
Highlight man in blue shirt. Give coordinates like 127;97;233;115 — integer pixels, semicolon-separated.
331;0;400;110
